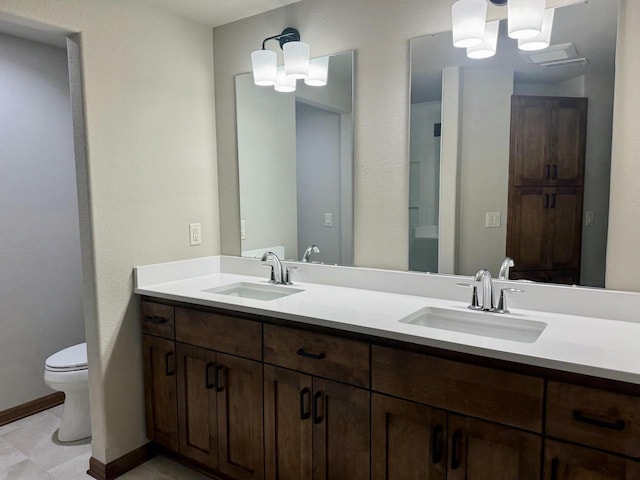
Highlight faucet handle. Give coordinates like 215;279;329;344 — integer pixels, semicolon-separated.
262;264;276;283
495;288;524;314
285;266;299;285
456;283;482;311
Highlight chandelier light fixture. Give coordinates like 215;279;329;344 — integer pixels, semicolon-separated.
250;28;328;92
451;0;554;59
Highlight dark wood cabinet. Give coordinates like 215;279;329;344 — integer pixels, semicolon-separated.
508;95;587;283
142;300;640;480
142;334;179;451
447;414;541;480
544;440;640;480
264;365;370;480
372;393;447;480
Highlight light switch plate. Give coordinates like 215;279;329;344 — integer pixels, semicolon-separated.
240;220;246;240
585;211;595;227
485;212;501;228
189;223;202;246
324;213;333;227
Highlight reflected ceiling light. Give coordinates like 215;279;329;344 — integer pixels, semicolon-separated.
518;8;555;51
508;0;546;39
452;0;488;48
251;27;326;91
467;20;500;59
305;56;329;87
274;67;296;93
451;0;553;59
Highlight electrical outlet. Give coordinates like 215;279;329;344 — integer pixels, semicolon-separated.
585;211;595;227
189;223;202;246
240;220;246;240
324;213;333;227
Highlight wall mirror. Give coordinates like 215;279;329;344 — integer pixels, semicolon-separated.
235;50;354;265
409;0;617;288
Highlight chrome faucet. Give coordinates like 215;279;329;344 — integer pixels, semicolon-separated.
498;257;515;280
474;269;495;311
261;251;285;285
300;244;320;263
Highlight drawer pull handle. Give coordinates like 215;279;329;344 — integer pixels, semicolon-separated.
573;410;626;431
297;348;326;360
145;316;168;325
552;164;558;180
546;164;551;179
299;388;311;420
550;457;559;480
215;365;226;392
450;429;462;470
205;362;215;390
312;391;324;424
432;424;444;465
164;351;175;377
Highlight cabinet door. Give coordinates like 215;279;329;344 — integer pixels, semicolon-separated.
548;187;583;271
447;414;541;480
176;343;218;468
544;440;640;480
550;98;587;186
312;378;370;480
142;334;178;450
507;186;551;271
216;353;264;480
371;394;447;480
510;96;552;186
264;365;313;480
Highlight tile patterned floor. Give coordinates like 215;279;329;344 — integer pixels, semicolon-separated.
0;407;209;480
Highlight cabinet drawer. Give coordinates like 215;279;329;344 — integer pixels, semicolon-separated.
263;324;370;388
175;308;262;361
141;301;175;339
372;346;544;432
546;381;640;458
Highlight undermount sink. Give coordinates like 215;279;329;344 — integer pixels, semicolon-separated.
399;306;546;343
203;282;304;301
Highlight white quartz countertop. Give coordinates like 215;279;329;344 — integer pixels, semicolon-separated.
134;257;640;385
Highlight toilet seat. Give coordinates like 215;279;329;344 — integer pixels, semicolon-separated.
45;343;87;372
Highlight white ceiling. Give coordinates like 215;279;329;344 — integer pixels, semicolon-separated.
137;0;304;27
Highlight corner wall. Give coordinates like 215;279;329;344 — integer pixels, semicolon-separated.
0;0;220;463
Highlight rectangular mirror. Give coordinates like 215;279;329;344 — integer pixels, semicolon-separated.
409;0;617;287
235;50;354;265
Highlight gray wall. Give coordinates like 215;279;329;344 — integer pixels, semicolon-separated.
0;33;84;411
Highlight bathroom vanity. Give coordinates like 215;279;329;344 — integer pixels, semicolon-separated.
135;257;640;480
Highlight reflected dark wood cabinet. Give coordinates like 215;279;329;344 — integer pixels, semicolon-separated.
507;95;587;284
141;298;640;480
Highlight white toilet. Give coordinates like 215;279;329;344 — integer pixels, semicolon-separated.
44;343;91;442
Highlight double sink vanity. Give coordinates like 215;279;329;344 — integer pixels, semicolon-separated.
134;255;640;479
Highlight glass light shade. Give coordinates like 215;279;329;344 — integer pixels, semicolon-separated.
467;20;499;59
274;68;296;93
304;56;329;87
518;8;555;51
283;41;310;79
508;0;546;39
451;0;488;48
251;49;277;86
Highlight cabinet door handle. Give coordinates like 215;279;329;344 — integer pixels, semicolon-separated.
546;165;551;179
164;351;175;377
312;391;324;424
431;424;444;465
544;193;549;209
299;388;311;420
145;315;168;325
214;365;226;392
552;164;558;180
550;457;560;480
297;348;326;360
205;362;215;390
450;430;463;470
573;410;626;431
550;193;556;209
